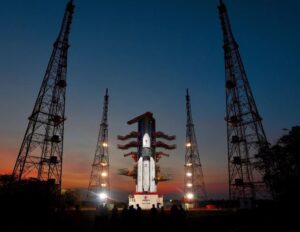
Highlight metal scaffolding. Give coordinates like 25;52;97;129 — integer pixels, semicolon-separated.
184;89;207;207
87;89;110;203
11;0;74;194
218;0;270;204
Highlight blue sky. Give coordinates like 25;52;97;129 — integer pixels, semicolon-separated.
0;0;300;201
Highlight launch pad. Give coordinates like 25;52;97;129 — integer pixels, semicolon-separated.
118;112;176;209
129;193;163;209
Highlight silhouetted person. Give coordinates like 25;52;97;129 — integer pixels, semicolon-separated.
128;205;136;219
150;204;157;220
178;205;187;222
169;204;180;229
170;204;178;219
158;206;166;226
111;204;118;221
120;205;128;229
136;204;142;219
121;205;128;220
94;204;109;230
110;204;119;229
135;204;143;227
95;204;103;217
160;206;165;219
102;204;109;220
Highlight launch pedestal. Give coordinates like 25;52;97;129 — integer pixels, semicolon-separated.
129;193;163;210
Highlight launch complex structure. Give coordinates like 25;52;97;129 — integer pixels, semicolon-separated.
10;0;272;209
117;112;176;209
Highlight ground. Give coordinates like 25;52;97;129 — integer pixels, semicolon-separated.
2;206;296;232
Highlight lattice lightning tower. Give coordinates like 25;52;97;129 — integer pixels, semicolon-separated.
12;0;74;193
184;89;207;206
218;0;270;203
87;89;110;202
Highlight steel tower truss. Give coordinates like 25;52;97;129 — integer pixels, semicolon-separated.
184;89;207;206
87;89;110;201
218;0;270;202
12;1;74;193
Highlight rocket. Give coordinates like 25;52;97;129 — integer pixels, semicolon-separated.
137;133;156;192
117;112;176;195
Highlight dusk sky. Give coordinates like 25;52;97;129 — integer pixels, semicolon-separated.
0;0;300;201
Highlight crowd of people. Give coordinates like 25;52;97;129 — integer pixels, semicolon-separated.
94;203;187;230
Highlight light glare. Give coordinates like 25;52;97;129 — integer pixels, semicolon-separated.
102;142;108;147
98;192;108;200
101;172;108;177
186;193;194;200
186;172;192;177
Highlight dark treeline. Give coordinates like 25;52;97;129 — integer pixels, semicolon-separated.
262;126;300;208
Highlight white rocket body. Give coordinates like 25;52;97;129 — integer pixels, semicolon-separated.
137;158;143;192
143;159;150;191
150;156;156;192
136;133;156;193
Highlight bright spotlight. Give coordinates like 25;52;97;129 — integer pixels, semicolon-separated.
102;142;108;147
101;183;107;187
186;193;194;200
98;192;108;200
101;172;108;177
187;183;192;187
186;162;192;167
186;172;192;177
186;142;192;147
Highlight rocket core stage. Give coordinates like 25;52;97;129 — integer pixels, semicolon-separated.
118;112;176;208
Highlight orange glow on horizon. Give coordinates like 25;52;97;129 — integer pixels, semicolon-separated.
0;148;228;198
